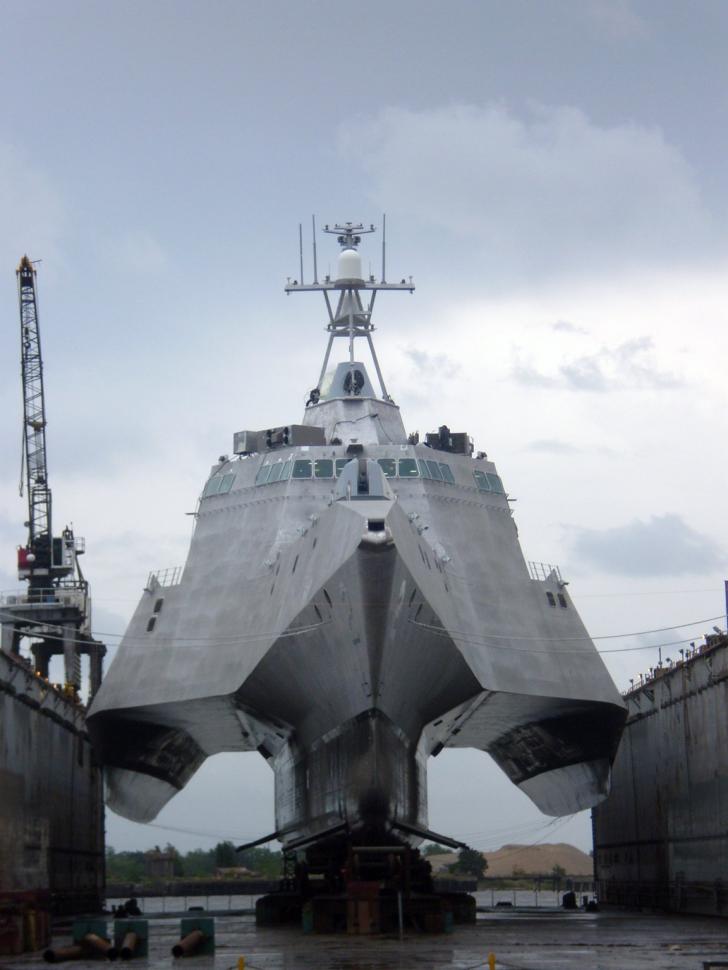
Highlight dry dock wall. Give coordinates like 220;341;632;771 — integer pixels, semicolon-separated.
0;649;104;913
593;634;728;916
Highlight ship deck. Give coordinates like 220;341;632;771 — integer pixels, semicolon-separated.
5;908;728;969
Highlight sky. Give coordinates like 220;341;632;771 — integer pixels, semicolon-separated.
1;0;727;856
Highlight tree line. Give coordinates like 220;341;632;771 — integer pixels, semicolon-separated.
106;841;282;883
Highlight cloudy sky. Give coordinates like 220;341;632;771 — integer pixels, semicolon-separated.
1;0;727;855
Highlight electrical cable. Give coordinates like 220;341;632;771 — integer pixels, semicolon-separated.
0;607;328;649
449;814;572;845
0;603;722;658
409;615;725;656
133;820;267;844
578;587;720;599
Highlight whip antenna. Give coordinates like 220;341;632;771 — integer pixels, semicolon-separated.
312;215;319;284
298;223;304;285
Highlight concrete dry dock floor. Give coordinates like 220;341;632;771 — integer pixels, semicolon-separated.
3;910;728;970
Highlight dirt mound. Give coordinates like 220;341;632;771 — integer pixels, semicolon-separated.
428;842;593;877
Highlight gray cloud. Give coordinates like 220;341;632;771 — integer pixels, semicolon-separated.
525;439;580;455
0;142;67;272
513;336;681;392
0;514;19;592
403;347;461;379
569;514;725;576
108;230;171;276
343;103;716;281
551;320;588;335
583;0;649;40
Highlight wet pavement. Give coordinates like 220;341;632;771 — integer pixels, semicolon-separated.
3;908;728;970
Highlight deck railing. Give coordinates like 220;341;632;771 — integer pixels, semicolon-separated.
146;566;183;589
0;585;87;611
527;561;563;583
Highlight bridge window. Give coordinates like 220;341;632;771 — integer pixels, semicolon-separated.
439;463;455;484
315;459;334;478
398;458;419;477
418;459;432;480
203;476;223;496
377;458;397;478
255;464;272;486
280;459;292;481
292;459;313;479
335;458;350;476
426;460;443;481
546;592;556;607
218;473;236;494
487;473;505;494
268;462;284;483
473;470;490;492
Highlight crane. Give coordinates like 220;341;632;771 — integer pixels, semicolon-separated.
0;257;105;698
16;256;81;590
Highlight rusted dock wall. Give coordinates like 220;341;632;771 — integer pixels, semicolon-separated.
593;635;728;916
0;650;104;914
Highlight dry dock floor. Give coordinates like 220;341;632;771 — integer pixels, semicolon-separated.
3;909;728;970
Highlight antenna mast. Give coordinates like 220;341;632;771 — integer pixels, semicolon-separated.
285;221;414;401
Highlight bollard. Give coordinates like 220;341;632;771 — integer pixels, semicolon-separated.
488;953;496;970
84;933;118;960
43;945;86;962
120;932;137;960
172;929;205;958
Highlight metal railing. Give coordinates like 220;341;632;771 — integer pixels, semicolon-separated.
146;566;183;589
0;586;87;610
527;561;563;583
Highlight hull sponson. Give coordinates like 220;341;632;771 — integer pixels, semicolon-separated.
88;399;627;841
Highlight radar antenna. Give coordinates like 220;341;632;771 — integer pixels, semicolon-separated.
285;219;414;401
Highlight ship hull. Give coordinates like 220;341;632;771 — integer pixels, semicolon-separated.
89;473;625;847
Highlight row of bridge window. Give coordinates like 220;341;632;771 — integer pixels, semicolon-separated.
202;458;505;497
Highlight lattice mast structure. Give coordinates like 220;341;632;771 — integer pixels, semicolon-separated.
2;258;105;697
16;256;55;588
285;220;414;402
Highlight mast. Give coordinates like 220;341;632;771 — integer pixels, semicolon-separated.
285;221;414;402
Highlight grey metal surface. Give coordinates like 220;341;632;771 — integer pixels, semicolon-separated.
0;648;104;911
88;226;626;848
5;909;728;970
593;633;728;916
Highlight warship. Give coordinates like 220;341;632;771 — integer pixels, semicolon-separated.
88;223;626;864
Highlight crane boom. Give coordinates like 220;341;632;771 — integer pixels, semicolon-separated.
16;256;52;579
3;257;105;699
